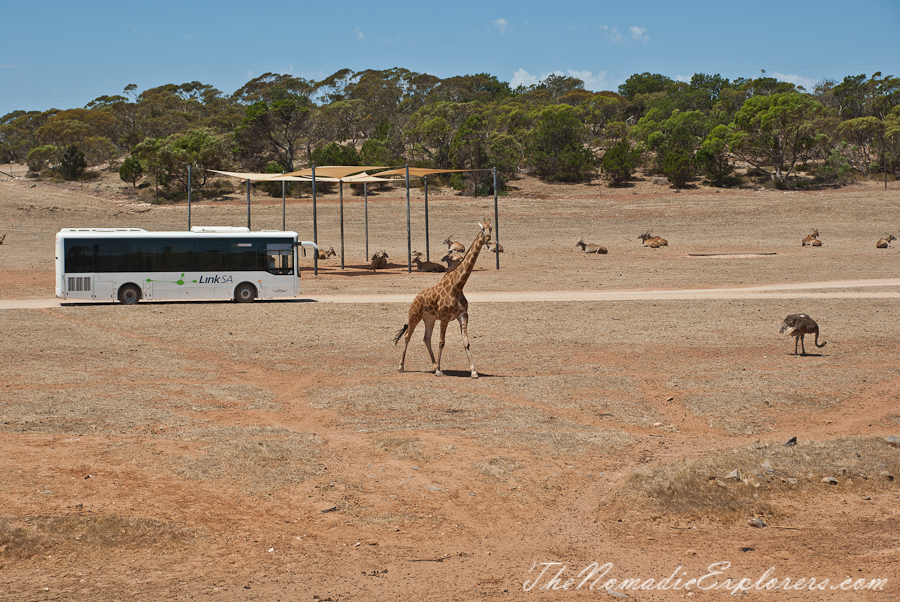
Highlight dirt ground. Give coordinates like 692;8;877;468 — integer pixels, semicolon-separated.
1;167;899;601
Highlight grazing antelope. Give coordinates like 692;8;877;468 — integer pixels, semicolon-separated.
317;245;336;259
395;217;492;378
575;237;608;254
370;250;389;270
412;255;446;272
487;242;504;253
443;235;466;253
441;251;465;270
779;314;827;355
801;229;822;247
876;234;896;249
638;231;668;248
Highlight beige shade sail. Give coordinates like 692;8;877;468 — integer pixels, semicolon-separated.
207;169;293;181
370;167;475;178
284;165;387;179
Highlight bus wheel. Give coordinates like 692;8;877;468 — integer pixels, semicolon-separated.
234;283;257;303
118;284;141;305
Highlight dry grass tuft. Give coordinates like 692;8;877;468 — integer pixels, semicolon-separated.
162;426;323;493
472;456;524;479
0;514;195;560
621;436;900;520
372;436;426;461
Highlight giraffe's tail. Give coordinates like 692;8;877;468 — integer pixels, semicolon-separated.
392;324;408;345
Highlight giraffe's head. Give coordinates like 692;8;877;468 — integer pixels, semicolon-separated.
478;217;492;243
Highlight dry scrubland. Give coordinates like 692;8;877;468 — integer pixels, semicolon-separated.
1;169;899;601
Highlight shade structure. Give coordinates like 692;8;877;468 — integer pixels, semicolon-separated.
284;165;387;179
207;166;497;274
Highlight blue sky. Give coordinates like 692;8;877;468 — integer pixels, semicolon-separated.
1;0;898;117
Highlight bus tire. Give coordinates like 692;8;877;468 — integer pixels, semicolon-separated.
118;284;142;305
234;283;257;303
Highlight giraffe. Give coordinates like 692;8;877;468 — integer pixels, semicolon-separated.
394;217;492;378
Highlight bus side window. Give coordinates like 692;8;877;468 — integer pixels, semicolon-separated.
65;242;93;273
265;244;293;275
198;240;230;271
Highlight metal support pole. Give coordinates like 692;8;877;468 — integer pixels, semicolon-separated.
406;164;411;273
493;167;499;270
424;175;430;261
246;179;251;229
364;183;369;260
311;165;317;245
282;172;286;231
339;180;345;269
187;164;192;230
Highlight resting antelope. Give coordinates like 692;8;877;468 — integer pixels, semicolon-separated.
779;314;827;355
412;254;446;272
0;233;6;245
441;251;465;270
487;242;504;253
638;231;668;248
876;234;896;249
801;229;822;247
370;250;389;271
575;237;608;254
443;235;466;253
317;245;336;260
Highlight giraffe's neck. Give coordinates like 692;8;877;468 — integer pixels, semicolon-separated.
446;231;486;290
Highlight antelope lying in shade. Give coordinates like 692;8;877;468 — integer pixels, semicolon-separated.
370;250;389;270
412;253;446;272
575;237;608;254
443;235;466;253
441;251;465;270
876;234;896;249
780;313;827;355
317;245;336;259
487;242;504;253
638;231;668;248
801;228;822;246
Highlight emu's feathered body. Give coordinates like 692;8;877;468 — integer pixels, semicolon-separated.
780;314;826;355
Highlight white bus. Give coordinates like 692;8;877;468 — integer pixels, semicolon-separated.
56;227;318;304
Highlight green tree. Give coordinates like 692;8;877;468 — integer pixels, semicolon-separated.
601;138;640;185
119;156;144;187
618;73;677;100
527;105;598;182
661;147;693;188
695;125;734;185
59;145;87;180
233;87;311;172
133;128;229;192
729;93;824;180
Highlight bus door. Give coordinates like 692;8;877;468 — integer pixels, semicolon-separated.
264;243;296;298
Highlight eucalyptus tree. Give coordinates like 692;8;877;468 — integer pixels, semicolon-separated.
729;92;825;180
233;85;313;172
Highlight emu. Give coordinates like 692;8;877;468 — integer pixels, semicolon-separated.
779;314;827;355
575;237;608;254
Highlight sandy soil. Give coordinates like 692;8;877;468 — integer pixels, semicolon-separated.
1;168;899;601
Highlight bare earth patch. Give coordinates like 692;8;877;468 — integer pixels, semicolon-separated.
1;170;899;600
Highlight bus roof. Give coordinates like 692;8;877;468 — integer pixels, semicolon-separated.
57;228;299;239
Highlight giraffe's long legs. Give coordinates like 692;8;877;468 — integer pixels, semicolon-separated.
434;320;450;377
422;316;437;372
398;316;421;372
458;313;478;378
